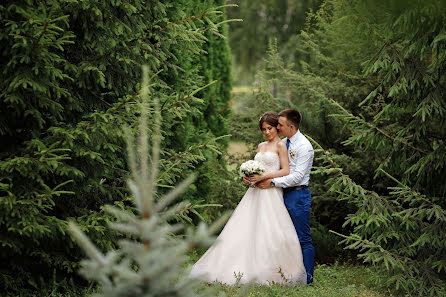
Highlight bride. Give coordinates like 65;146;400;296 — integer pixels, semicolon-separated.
189;112;307;285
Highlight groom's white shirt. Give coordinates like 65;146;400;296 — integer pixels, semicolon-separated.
272;130;314;188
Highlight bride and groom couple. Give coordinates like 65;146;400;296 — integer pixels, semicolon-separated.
190;109;315;286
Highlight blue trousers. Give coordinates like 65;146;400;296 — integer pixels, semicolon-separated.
283;187;315;284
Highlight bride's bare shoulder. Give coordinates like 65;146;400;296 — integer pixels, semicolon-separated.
257;142;267;151
276;140;286;150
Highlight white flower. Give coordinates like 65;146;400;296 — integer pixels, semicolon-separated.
240;160;264;175
289;150;297;157
240;160;265;176
240;160;265;188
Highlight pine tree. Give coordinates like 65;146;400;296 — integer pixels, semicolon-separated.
68;66;230;297
262;0;446;295
227;0;322;81
0;1;235;294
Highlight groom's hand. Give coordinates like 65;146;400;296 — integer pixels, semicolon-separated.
257;178;272;189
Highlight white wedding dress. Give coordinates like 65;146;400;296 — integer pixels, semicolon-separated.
189;152;307;285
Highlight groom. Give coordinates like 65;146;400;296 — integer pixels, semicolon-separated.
257;108;315;284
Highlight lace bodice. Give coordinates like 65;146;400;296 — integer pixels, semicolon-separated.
254;152;280;173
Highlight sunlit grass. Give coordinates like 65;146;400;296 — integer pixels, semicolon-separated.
199;263;393;297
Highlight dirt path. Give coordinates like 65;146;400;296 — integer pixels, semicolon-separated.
227;141;249;156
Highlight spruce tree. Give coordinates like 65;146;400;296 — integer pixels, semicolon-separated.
260;0;446;295
0;1;235;294
227;0;322;81
68;67;228;297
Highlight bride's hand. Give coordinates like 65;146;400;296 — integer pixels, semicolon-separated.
250;174;264;183
243;175;251;185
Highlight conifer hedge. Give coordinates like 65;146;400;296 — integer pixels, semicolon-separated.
0;0;232;295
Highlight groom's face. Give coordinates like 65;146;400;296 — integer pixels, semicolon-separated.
277;116;290;137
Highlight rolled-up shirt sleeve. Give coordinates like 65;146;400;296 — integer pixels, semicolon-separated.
272;143;314;188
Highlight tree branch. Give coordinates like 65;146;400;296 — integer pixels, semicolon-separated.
329;99;428;154
31;21;49;53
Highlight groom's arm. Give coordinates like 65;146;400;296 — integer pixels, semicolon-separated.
272;144;314;188
257;178;272;189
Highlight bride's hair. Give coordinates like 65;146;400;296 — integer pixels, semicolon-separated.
258;112;279;130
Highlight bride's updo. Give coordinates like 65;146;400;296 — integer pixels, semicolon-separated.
258;112;279;130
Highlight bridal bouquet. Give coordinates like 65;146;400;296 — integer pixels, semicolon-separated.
240;160;265;187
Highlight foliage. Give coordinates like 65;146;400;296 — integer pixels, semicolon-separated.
68;68;230;297
198;155;247;222
261;0;446;295
0;0;233;295
310;138;446;296
227;0;322;83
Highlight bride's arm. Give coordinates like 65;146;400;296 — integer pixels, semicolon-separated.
251;142;289;182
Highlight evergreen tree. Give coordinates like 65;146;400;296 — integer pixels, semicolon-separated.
0;1;234;294
227;0;322;82
68;67;229;297
263;0;446;295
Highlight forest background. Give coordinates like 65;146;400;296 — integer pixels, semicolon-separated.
1;0;445;297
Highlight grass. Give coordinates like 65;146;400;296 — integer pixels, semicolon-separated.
202;263;393;297
50;261;393;297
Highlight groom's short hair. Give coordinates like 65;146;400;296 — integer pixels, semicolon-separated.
279;109;302;129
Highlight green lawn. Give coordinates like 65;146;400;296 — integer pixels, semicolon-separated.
69;263;392;297
202;263;393;297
